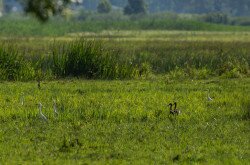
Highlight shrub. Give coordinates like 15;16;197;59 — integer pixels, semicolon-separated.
231;17;250;26
201;12;228;24
97;0;112;14
124;0;147;15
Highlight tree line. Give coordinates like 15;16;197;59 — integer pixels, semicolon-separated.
2;0;250;22
83;0;250;16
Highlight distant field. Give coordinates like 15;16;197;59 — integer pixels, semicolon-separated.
68;30;250;42
1;16;250;37
2;30;250;45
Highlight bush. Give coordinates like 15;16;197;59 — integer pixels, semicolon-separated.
231;17;250;26
124;0;147;15
97;0;112;14
201;12;228;24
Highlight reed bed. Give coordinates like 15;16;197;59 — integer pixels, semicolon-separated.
1;37;249;81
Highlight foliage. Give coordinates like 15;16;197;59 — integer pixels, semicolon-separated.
0;29;249;163
20;0;71;22
97;0;112;14
0;31;250;82
51;39;144;79
126;0;250;16
0;45;34;81
81;0;250;16
0;31;250;81
201;12;228;24
231;17;250;26
124;0;147;15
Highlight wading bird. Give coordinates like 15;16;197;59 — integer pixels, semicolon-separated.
38;103;48;121
206;89;213;101
53;99;59;117
20;94;24;106
207;93;213;101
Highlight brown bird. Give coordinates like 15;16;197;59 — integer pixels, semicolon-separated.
173;102;181;115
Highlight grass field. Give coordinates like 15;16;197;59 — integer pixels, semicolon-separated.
0;30;250;164
0;78;249;163
1;15;250;37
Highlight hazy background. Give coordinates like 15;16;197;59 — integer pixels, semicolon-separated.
1;0;250;16
0;0;250;37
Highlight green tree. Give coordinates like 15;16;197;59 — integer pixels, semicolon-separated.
124;0;147;15
97;0;112;13
20;0;71;22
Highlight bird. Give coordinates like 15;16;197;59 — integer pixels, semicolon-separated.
207;93;213;101
206;89;213;101
173;102;181;115
53;99;59;117
169;103;175;115
38;103;48;121
20;94;24;106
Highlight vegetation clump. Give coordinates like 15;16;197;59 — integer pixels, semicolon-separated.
51;39;146;79
97;0;112;14
124;0;147;15
0;46;34;81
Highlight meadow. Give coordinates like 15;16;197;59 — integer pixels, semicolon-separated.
1;14;250;37
0;78;249;164
0;30;249;164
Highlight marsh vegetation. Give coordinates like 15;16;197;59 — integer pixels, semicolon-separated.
0;30;249;164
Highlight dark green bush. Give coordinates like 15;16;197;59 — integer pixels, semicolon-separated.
201;13;228;24
97;0;112;14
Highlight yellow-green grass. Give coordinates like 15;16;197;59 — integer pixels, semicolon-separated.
68;30;250;42
2;30;250;42
0;78;249;164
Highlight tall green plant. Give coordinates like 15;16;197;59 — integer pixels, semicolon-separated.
0;46;34;81
52;39;141;79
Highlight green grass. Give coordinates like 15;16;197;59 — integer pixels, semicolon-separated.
0;33;249;81
0;78;249;163
1;16;250;37
0;30;249;164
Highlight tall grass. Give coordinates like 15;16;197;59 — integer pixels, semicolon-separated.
51;39;146;79
124;41;250;79
0;38;249;81
0;45;34;81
